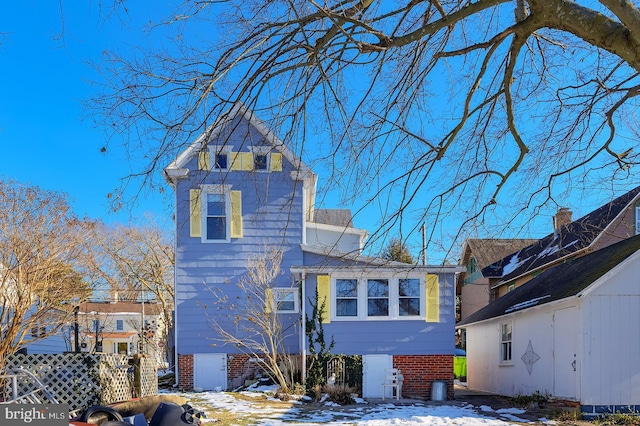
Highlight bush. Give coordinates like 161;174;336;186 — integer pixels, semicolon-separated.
324;384;356;405
595;412;640;425
510;391;549;408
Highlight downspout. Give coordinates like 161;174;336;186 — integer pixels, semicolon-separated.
300;272;307;384
172;184;180;387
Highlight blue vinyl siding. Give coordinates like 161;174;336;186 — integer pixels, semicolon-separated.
304;270;456;355
174;119;304;354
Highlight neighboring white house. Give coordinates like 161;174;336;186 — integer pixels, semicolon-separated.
75;299;166;367
457;235;640;418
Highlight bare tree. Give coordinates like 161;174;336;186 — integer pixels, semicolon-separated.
91;1;640;256
81;218;175;364
0;180;92;372
204;247;300;394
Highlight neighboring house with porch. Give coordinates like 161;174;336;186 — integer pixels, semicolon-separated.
164;103;463;398
482;185;640;299
458;234;640;418
75;299;166;366
456;239;536;322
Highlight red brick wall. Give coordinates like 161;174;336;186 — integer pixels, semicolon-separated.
393;355;453;399
178;354;194;389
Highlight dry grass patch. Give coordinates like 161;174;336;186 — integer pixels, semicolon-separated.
182;392;300;426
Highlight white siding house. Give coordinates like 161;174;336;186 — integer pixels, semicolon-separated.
458;235;640;418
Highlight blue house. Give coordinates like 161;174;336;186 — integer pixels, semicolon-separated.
164;103;463;398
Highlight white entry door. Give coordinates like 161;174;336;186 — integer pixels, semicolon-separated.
362;354;393;398
553;307;578;400
194;353;227;390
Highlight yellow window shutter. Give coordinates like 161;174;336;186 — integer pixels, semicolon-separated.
189;189;202;238
241;153;254;171
229;152;241;170
317;275;331;324
198;151;210;170
230;190;243;238
270;153;283;172
426;274;440;322
265;288;274;314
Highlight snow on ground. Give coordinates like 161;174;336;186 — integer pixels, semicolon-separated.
172;384;556;426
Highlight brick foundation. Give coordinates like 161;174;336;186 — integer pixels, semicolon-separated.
179;353;452;398
393;355;454;399
178;354;194;389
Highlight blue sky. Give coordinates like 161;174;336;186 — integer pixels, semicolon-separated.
0;2;170;226
2;3;636;262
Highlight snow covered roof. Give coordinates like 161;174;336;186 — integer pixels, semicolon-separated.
461;239;537;270
458;234;640;326
482;185;640;285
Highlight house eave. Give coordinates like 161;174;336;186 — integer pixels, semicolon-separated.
305;221;368;238
456;294;579;328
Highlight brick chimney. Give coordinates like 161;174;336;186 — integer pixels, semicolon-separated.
553;208;573;235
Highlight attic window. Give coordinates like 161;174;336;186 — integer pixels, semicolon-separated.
254;154;268;170
209;145;233;170
215;153;228;169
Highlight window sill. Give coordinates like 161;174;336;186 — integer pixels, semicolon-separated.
332;316;425;322
499;361;514;367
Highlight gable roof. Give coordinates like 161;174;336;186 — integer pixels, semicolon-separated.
458;233;640;326
164;102;314;185
483;186;640;284
462;239;538;270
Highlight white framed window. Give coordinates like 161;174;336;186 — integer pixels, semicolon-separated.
398;278;421;316
332;275;425;321
367;279;389;317
205;192;228;240
500;322;513;363
116;319;124;331
275;288;299;313
250;146;271;171
209;145;234;170
336;279;358;317
635;206;640;235
201;184;232;242
92;319;100;331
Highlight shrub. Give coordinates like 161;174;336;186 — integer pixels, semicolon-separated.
510;391;549;408
594;412;640;425
324;384;355;405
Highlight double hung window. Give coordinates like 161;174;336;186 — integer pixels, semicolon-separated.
398;278;420;316
206;193;227;240
367;279;389;316
500;322;513;362
336;279;358;317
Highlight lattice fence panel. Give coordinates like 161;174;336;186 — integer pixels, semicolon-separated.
98;354;133;403
138;356;158;398
4;353;158;412
4;354;101;412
